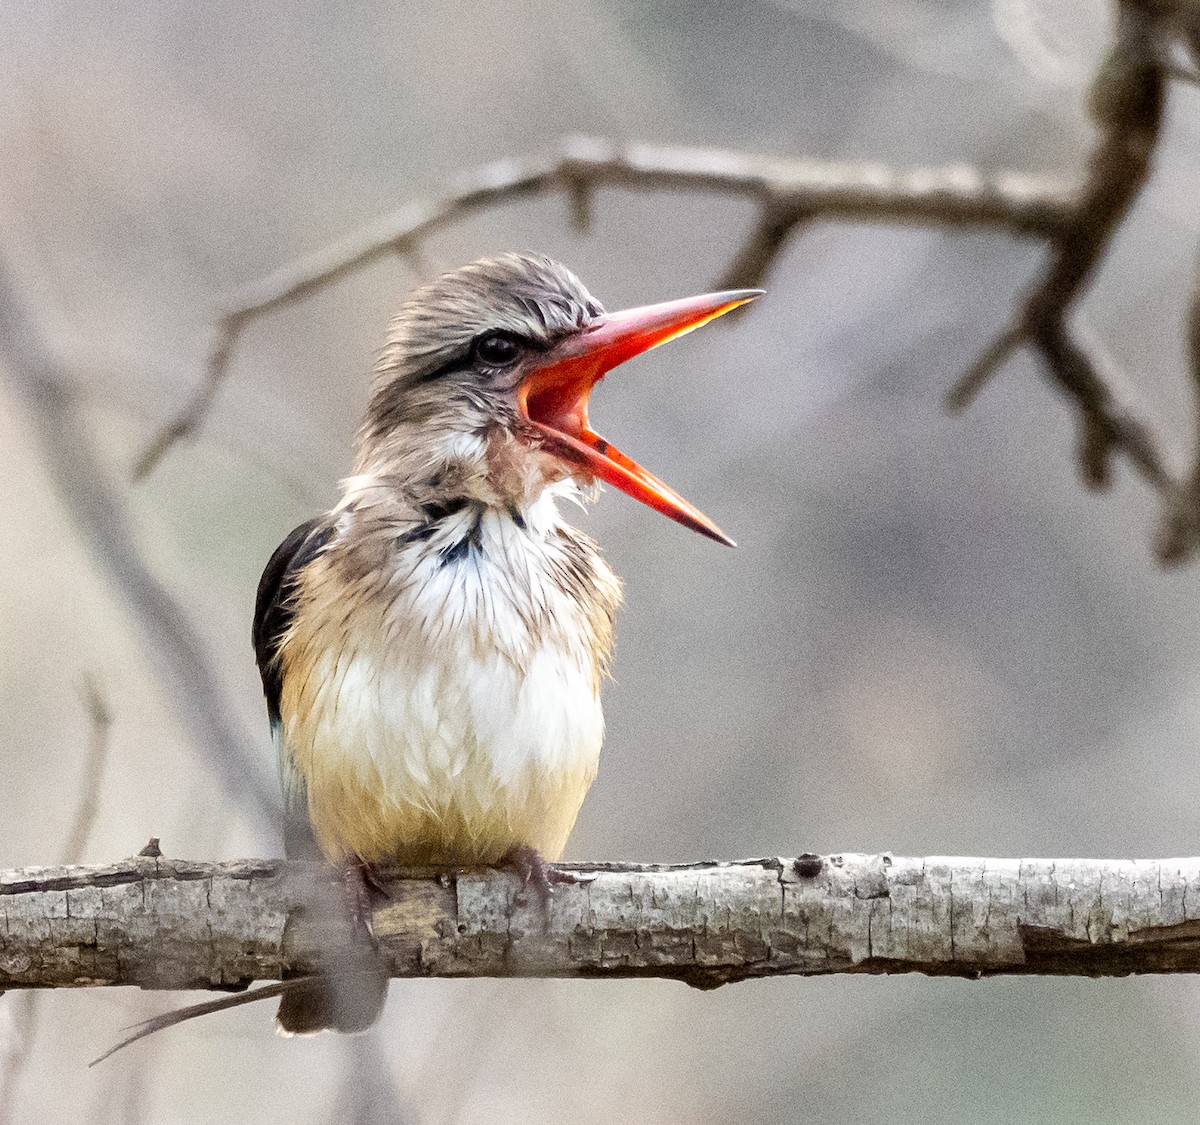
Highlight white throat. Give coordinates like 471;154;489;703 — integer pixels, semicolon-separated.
278;453;622;866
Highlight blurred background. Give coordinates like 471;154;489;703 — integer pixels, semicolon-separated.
4;0;1200;1121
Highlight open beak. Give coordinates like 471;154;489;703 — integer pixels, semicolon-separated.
517;288;762;546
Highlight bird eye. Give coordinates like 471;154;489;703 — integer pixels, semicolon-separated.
473;332;521;367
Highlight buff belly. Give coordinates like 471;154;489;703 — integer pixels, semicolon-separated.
278;633;604;866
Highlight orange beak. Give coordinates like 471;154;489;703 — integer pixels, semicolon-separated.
517;288;762;546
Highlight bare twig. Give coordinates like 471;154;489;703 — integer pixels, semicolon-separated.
0;680;113;1125
0;992;37;1125
327;1035;413;1125
0;252;279;824
1165;60;1200;83
61;677;113;865
716;198;813;292
948;2;1194;557
132;136;1075;480
1156;243;1200;561
129;104;1200;566
945;324;1025;412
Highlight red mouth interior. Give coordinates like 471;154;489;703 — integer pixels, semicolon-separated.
515;289;761;545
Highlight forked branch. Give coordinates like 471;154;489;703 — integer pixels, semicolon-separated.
134;2;1200;564
132;138;1074;481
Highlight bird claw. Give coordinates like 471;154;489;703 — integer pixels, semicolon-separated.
501;845;594;909
357;859;391;900
341;857;388;940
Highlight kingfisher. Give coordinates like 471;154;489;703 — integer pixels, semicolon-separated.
252;252;760;1034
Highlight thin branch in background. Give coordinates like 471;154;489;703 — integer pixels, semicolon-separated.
0;678;113;1125
426;985;531;1125
62;676;113;865
130;136;1075;481
115;1046;152;1125
944;324;1024;411
0;992;37;1125
328;1035;417;1125
0;251;279;825
1165;61;1200;82
1156;247;1200;561
947;0;1194;557
715;199;812;292
128;8;1200;566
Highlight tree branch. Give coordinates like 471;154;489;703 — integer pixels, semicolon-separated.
6;854;1200;999
949;0;1169;497
0;680;113;1124
0;252;279;825
131;136;1075;481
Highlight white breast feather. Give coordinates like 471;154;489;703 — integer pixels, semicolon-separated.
280;487;617;865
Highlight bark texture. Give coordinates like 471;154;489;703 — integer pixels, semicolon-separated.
4;853;1200;993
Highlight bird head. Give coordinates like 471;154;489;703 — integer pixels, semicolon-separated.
359;253;760;545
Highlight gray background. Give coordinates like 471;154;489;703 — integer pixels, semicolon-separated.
3;1;1200;1121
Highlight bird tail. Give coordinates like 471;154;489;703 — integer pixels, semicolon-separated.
276;961;390;1036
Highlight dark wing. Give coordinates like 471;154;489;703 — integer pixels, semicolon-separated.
253;518;332;723
253;517;334;858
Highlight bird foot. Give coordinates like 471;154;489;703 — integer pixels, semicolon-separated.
340;856;388;940
500;845;595;908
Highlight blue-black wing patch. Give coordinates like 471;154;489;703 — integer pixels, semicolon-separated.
253;518;332;724
253;517;333;858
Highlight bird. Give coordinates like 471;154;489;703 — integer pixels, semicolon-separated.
251;252;760;1035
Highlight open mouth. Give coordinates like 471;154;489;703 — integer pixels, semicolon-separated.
517;289;761;546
